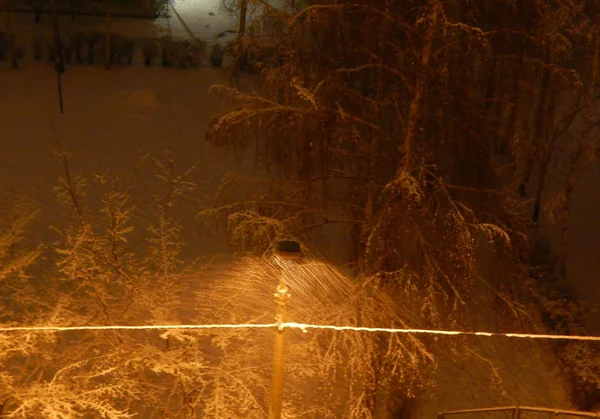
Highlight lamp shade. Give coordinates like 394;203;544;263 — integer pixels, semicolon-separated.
274;240;303;260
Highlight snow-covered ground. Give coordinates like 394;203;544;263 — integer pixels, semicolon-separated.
0;60;250;260
156;0;238;42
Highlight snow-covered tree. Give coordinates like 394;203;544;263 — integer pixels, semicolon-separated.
206;0;600;413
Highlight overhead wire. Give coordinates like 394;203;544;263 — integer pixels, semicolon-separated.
0;322;598;342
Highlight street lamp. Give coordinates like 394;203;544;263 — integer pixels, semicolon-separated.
269;240;303;419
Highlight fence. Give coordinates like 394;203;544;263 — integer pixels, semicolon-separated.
438;406;600;418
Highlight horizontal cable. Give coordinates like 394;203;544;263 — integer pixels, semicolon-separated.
283;322;600;341
0;323;278;332
0;322;598;342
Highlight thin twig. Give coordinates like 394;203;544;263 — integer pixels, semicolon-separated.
48;109;83;220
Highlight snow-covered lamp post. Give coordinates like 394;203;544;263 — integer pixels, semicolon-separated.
269;240;303;419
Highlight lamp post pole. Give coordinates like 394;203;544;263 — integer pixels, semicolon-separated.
269;269;289;419
269;240;303;419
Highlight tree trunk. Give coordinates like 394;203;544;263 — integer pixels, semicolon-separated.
238;0;248;40
504;43;525;181
4;4;17;69
530;51;553;223
559;158;577;279
399;0;440;172
373;361;392;419
531;156;549;223
104;11;111;69
231;0;249;78
32;0;42;24
518;163;532;198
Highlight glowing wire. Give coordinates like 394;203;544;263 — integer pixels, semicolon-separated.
0;323;278;333
281;323;600;341
0;322;598;342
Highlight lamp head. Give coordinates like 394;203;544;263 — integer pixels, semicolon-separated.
274;240;303;261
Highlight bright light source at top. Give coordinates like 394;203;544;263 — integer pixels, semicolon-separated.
274;240;303;261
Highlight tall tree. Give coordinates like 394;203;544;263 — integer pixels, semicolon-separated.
206;0;600;414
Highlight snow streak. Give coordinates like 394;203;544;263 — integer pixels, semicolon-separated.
0;322;599;342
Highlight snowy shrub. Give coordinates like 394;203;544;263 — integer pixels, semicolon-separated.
61;35;74;65
85;31;105;65
11;44;24;67
0;32;21;65
71;32;86;64
109;34;135;66
31;36;44;61
178;39;206;68
43;39;56;63
211;43;224;67
0;155;205;417
231;38;283;75
159;36;177;67
160;36;206;69
0;32;7;62
43;39;64;72
0;32;23;68
141;37;160;67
